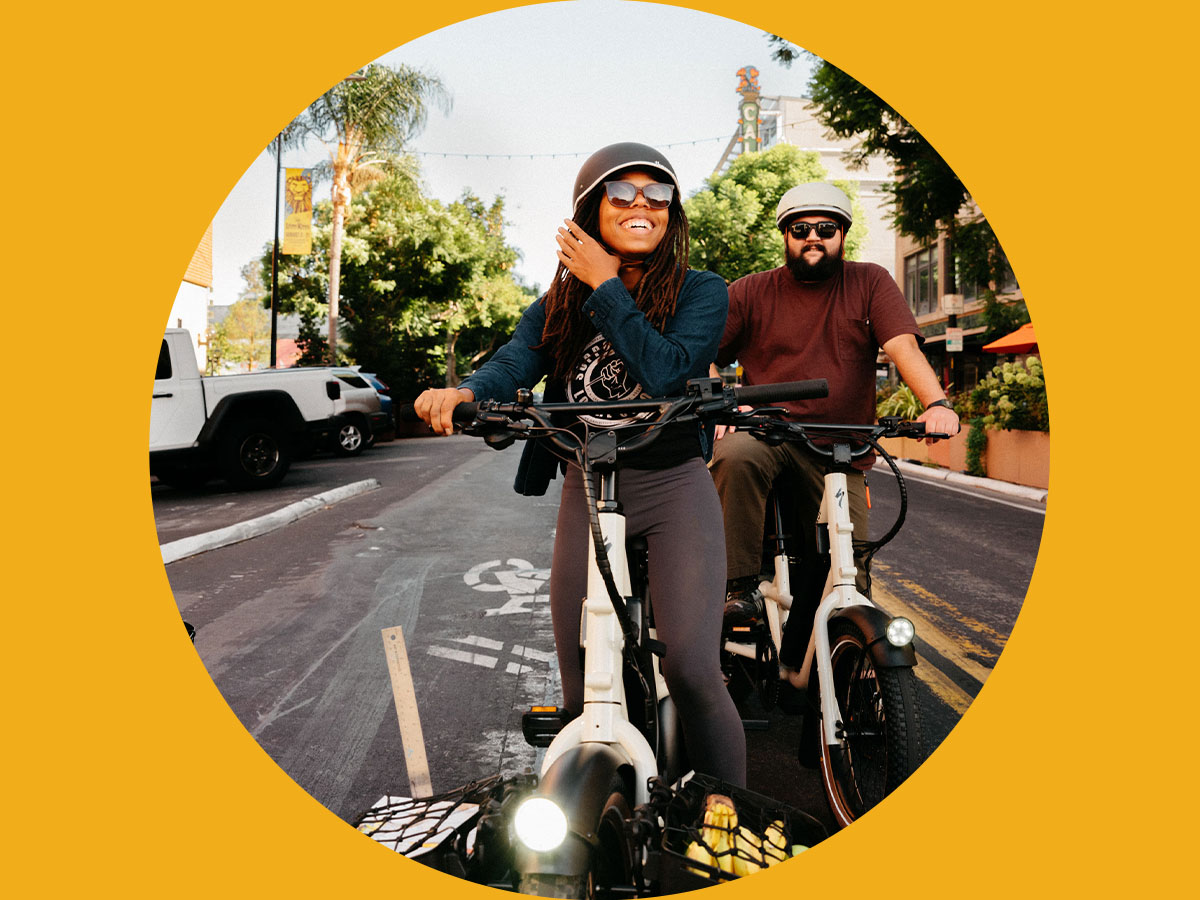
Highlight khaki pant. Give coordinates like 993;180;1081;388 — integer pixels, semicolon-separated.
708;431;871;595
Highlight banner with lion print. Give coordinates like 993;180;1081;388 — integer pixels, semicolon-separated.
282;168;314;255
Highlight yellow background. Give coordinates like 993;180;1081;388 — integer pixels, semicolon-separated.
8;0;1189;895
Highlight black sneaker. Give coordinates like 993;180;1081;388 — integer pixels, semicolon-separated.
723;577;764;628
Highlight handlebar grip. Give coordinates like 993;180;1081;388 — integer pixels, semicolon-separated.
732;379;829;406
397;402;480;424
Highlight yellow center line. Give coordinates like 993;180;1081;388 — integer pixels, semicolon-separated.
911;652;975;716
874;560;1010;645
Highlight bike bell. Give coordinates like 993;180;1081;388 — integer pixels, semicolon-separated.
775;182;853;230
572;142;681;216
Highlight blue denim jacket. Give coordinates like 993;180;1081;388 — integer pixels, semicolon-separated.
460;269;729;496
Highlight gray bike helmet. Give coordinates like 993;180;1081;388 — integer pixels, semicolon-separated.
775;182;853;230
572;142;681;216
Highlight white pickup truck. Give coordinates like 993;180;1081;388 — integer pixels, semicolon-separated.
150;328;380;489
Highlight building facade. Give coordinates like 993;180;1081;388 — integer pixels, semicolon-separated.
714;92;896;276
895;220;1022;394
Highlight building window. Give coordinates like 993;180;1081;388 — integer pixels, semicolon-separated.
997;253;1018;294
904;246;939;316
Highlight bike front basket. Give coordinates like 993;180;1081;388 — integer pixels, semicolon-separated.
647;773;828;893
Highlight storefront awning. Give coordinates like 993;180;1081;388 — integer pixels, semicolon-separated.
982;322;1038;354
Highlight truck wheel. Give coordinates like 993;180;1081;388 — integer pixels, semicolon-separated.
217;420;291;489
333;418;367;457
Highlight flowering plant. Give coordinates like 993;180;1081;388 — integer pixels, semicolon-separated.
965;357;1049;432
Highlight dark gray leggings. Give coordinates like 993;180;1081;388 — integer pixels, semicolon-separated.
550;458;746;786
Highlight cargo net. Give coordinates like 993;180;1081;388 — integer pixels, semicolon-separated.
353;774;506;859
652;773;828;891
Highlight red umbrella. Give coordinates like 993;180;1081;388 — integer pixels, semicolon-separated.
982;321;1038;354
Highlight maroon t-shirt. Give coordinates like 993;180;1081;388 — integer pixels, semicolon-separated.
717;262;921;463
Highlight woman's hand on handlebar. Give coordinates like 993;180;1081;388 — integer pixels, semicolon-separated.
414;387;476;436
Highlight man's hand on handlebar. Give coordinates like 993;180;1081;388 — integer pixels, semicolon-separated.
916;403;961;442
414;387;476;436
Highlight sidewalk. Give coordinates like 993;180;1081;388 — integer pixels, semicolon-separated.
877;457;1048;504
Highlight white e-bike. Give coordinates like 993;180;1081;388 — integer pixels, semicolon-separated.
390;377;828;897
719;414;944;829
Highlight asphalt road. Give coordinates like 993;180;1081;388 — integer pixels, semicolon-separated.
157;436;1044;835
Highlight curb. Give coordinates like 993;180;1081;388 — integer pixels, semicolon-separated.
160;479;383;565
882;458;1048;504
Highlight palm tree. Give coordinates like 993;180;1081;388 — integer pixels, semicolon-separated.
280;63;450;363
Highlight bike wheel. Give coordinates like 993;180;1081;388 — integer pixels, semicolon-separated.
516;779;634;898
818;617;925;828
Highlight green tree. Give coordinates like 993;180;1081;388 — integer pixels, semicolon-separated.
266;168;530;398
767;37;1013;296
278;63;450;364
209;297;271;372
684;143;865;283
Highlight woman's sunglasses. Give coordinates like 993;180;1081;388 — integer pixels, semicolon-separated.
785;221;841;239
603;180;675;210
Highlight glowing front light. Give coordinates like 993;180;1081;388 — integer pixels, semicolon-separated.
886;617;915;647
513;797;569;852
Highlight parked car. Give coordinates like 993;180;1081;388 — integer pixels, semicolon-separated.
355;370;396;444
328;369;388;456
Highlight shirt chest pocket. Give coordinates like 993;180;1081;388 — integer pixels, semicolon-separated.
838;317;875;361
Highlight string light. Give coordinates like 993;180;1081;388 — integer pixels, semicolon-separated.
406;133;733;161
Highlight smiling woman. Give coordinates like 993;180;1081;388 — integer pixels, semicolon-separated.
412;141;743;792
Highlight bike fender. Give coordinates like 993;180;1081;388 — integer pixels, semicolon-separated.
830;605;917;667
512;743;631;877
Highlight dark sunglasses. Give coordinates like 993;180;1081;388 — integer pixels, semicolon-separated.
786;221;841;239
603;180;675;209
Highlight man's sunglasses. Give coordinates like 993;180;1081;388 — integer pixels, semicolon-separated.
785;221;841;239
603;180;675;210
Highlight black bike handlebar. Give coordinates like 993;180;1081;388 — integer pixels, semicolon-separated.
730;378;828;406
398;377;830;429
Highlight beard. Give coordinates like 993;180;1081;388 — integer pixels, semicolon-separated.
786;244;842;282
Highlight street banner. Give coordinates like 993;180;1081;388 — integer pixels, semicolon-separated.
282;168;314;255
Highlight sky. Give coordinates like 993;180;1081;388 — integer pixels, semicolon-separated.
210;0;818;303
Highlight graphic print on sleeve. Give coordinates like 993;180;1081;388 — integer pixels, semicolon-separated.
567;334;652;427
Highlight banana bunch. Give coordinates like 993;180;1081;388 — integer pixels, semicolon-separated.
684;793;736;874
760;819;789;866
685;801;799;878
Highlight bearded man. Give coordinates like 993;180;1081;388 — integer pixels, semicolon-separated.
710;182;960;666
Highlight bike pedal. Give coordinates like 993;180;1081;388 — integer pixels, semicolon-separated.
521;706;570;748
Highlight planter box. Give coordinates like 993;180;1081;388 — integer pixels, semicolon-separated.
877;426;967;469
878;424;1049;491
983;428;1050;490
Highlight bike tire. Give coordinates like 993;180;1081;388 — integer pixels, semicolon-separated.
817;617;925;828
516;779;633;899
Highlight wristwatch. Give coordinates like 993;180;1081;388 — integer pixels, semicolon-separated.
925;399;955;412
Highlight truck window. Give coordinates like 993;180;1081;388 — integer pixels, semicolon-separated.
156;340;172;380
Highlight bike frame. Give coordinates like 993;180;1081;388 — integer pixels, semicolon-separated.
723;468;873;748
539;469;659;807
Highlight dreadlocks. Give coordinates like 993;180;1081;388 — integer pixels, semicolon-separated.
536;180;690;383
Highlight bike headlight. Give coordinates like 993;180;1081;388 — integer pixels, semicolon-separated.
886;616;915;647
513;797;569;852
